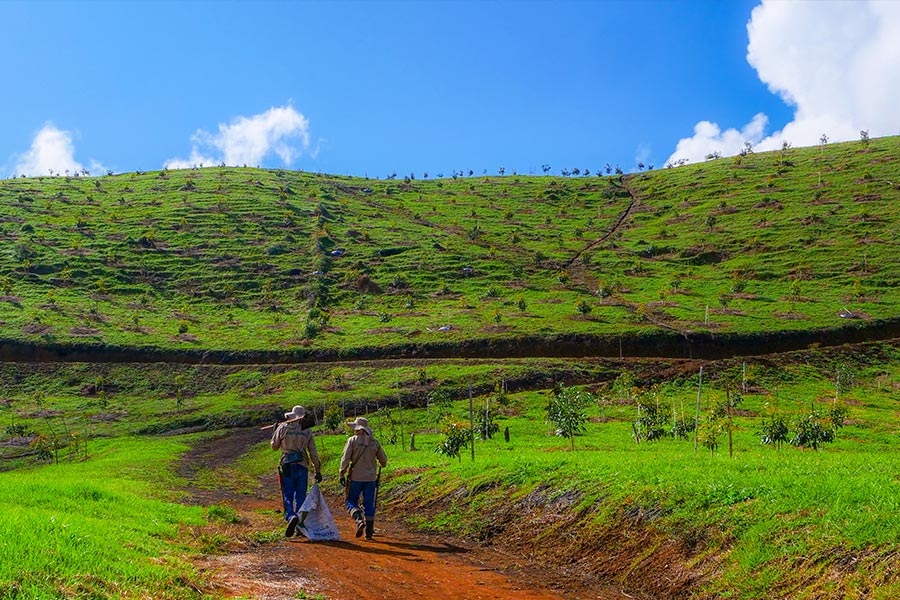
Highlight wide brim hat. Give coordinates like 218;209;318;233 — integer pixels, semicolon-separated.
284;405;306;420
349;417;373;435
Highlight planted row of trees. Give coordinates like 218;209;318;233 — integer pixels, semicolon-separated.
385;162;649;182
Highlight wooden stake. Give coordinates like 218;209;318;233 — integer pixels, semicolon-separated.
469;384;475;461
399;394;405;452
694;367;703;454
742;362;747;393
260;416;302;430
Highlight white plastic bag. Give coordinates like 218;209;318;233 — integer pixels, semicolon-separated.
297;483;341;541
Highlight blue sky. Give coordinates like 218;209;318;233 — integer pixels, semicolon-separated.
1;1;897;179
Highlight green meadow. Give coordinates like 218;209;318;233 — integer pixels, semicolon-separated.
1;136;899;598
2;341;899;598
0;437;206;599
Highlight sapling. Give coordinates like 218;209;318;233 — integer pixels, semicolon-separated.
759;405;789;450
547;384;593;451
633;386;669;442
790;409;835;450
435;421;470;462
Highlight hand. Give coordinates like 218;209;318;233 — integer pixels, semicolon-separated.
315;472;323;483
339;474;346;486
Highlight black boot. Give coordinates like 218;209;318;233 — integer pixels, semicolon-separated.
365;518;375;540
351;509;365;538
285;515;299;537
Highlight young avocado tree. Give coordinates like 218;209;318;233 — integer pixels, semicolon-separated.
789;409;836;450
546;385;593;451
759;403;789;450
475;399;500;440
427;388;453;432
435;421;470;462
715;373;743;458
633;385;669;442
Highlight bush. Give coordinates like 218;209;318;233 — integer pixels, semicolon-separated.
428;389;453;419
475;404;500;440
634;395;669;442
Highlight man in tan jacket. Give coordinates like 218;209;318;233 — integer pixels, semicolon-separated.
339;417;388;539
272;405;322;537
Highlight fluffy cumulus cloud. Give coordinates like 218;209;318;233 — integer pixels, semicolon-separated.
669;113;768;165
164;105;310;170
668;0;900;165
13;124;85;177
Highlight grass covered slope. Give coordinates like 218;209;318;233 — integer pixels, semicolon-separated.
0;136;897;354
1;342;899;598
0;437;207;599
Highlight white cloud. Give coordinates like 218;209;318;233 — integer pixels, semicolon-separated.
13;124;84;177
668;113;767;165
668;0;900;165
164;105;310;170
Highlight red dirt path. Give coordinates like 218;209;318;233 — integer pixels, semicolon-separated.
196;489;628;600
187;429;628;600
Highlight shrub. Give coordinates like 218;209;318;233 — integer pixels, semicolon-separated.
475;405;499;440
634;393;669;442
428;389;453;419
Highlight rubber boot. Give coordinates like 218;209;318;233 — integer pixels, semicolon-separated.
285;515;299;537
365;518;375;540
351;509;365;538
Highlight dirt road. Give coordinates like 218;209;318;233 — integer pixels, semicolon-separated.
187;429;627;600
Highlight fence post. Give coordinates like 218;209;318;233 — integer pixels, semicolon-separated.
694;367;703;454
469;384;475;461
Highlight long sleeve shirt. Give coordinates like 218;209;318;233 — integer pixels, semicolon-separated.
271;421;321;473
339;433;387;482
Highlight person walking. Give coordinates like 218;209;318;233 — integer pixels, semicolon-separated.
271;405;322;537
339;417;387;540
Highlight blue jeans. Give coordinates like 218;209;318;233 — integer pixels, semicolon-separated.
279;463;309;521
346;480;377;518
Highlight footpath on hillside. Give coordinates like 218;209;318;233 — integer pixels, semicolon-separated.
182;428;628;600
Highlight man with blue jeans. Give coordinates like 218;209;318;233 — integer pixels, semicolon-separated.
339;417;388;539
271;406;322;537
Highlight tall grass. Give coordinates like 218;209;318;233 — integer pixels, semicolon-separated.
0;438;205;599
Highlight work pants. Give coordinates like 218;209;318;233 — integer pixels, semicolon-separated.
279;463;309;521
346;480;377;518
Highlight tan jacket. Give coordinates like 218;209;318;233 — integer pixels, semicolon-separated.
339;433;387;482
271;421;321;473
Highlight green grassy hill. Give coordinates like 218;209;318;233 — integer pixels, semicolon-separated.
1;136;897;356
2;135;900;598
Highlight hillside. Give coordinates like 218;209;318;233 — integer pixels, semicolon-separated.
0;136;898;357
2;135;900;598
